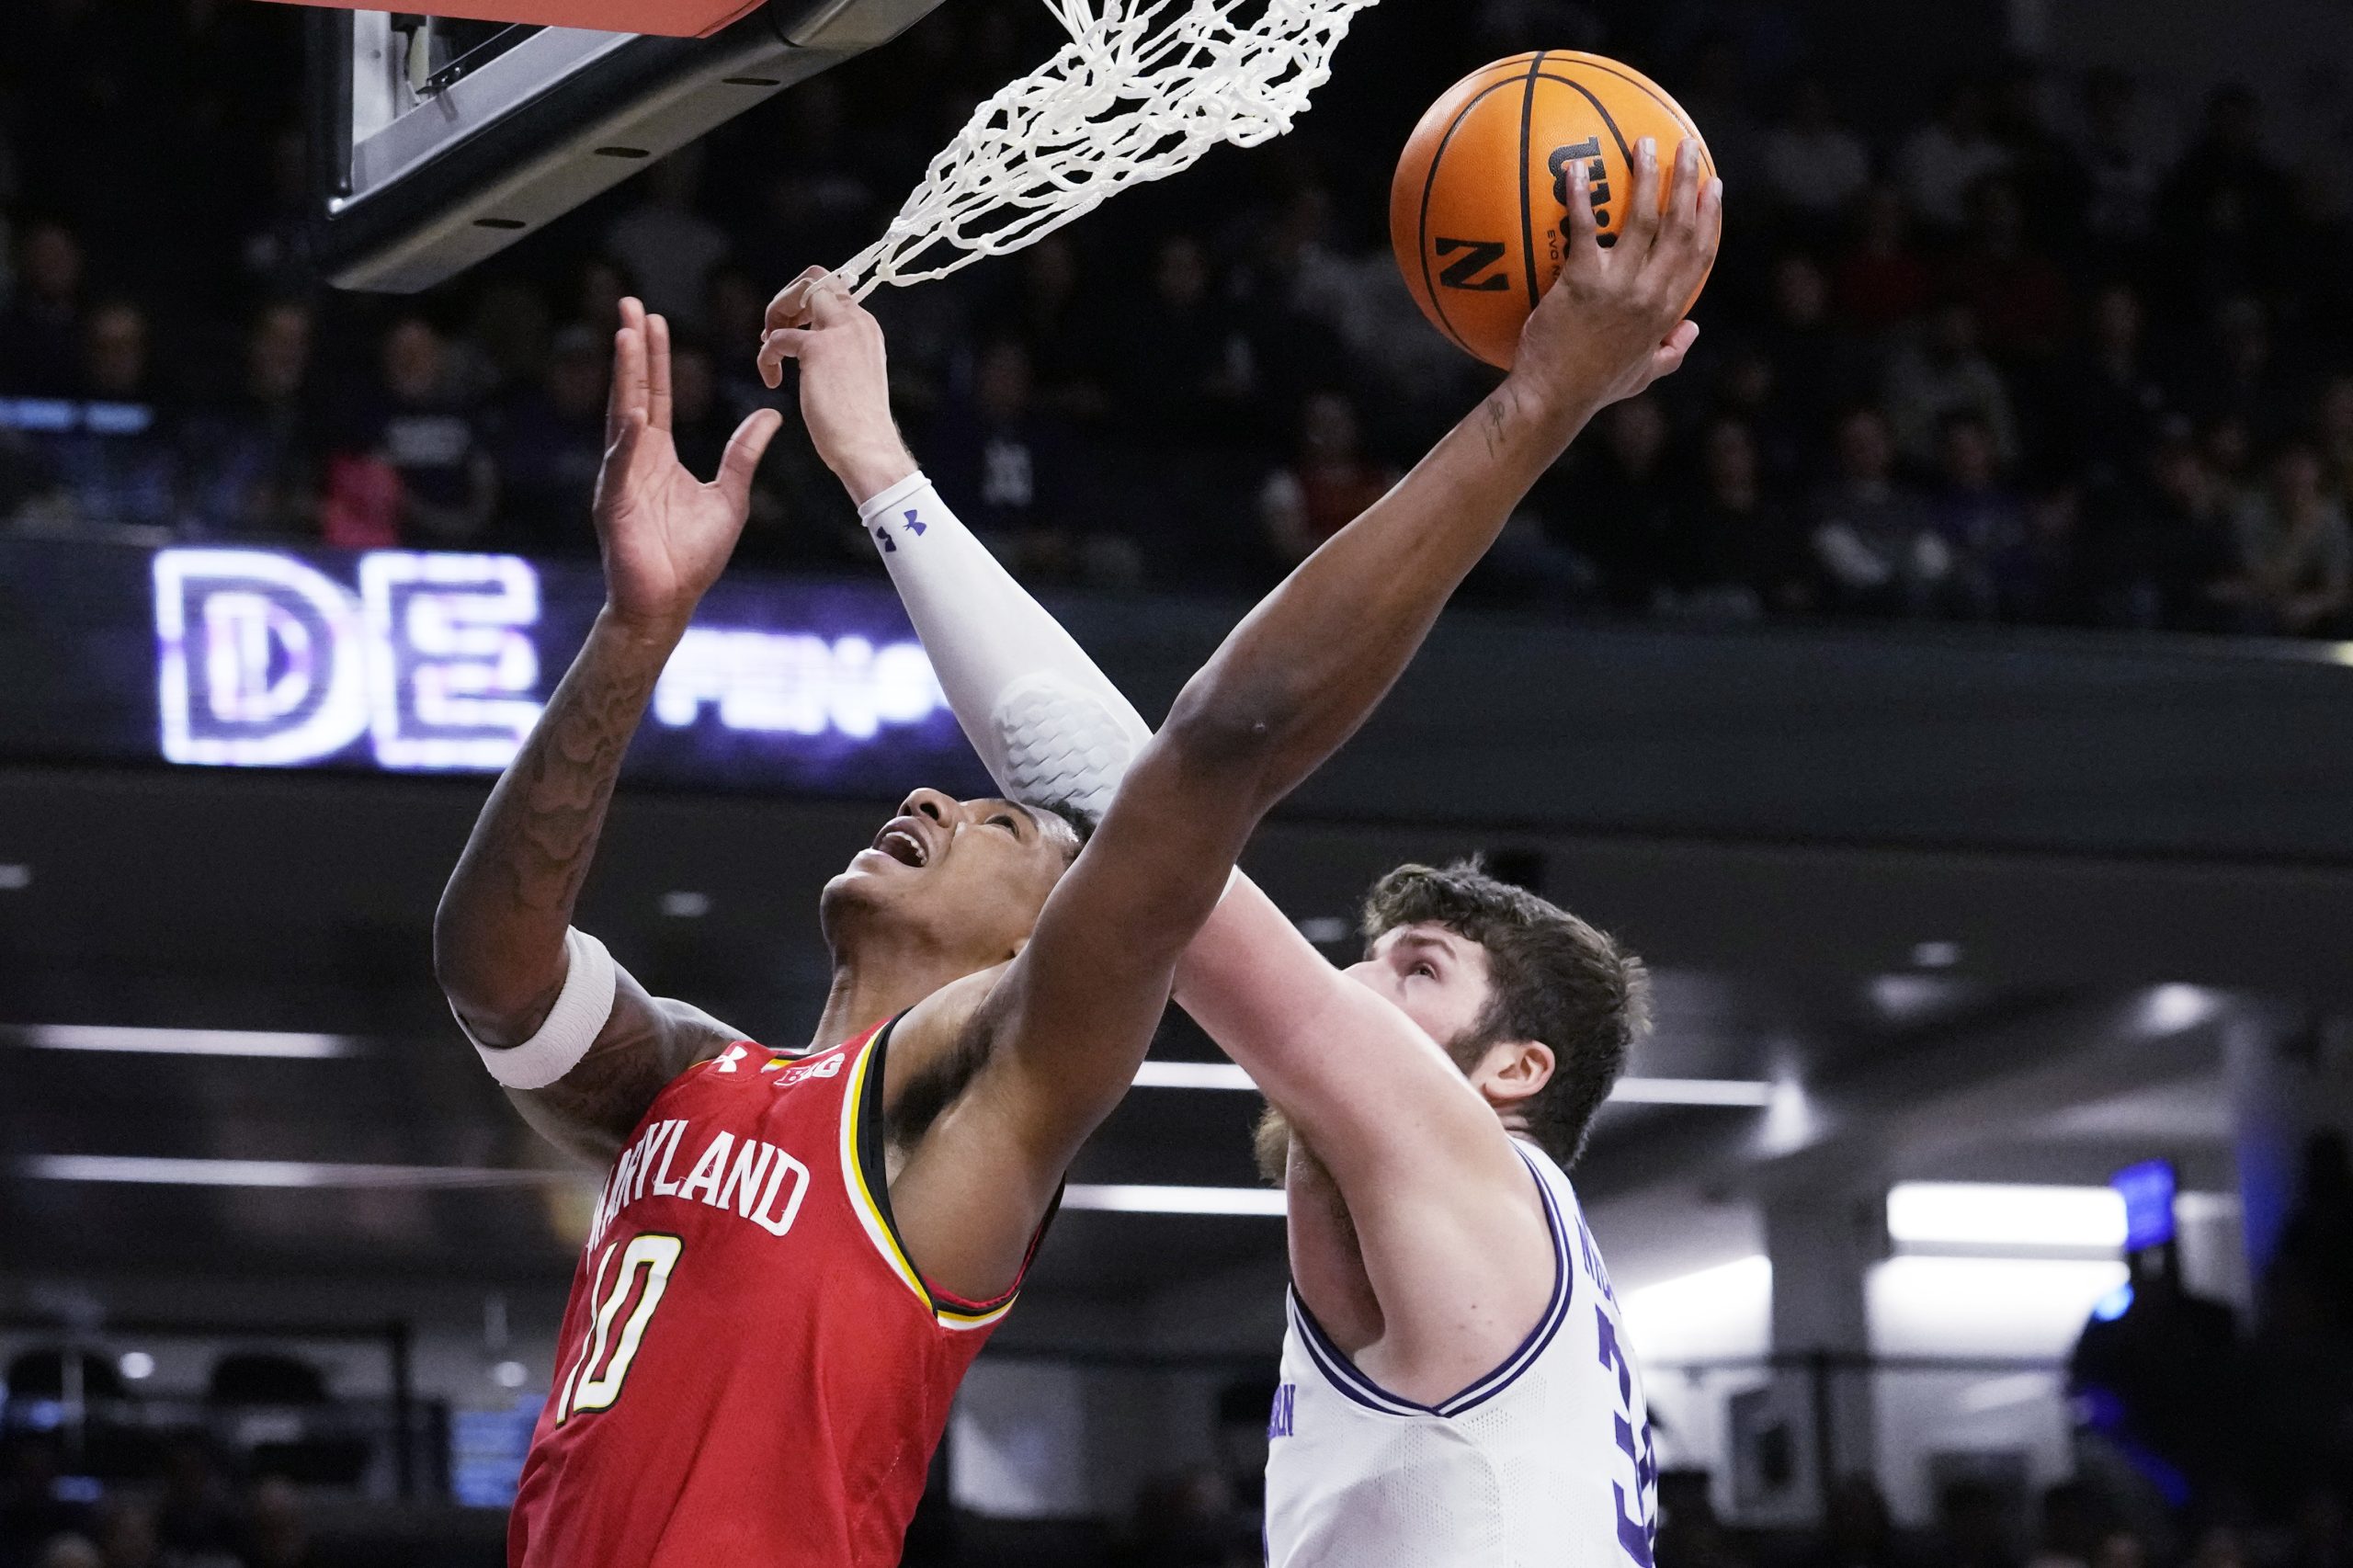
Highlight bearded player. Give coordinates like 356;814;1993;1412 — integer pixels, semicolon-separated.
853;139;1720;1567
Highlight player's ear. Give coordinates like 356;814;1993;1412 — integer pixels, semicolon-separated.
1481;1039;1555;1108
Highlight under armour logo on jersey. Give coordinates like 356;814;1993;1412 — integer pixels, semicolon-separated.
712;1044;751;1074
904;508;927;537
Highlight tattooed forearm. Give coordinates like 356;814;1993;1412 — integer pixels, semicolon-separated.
434;612;680;1045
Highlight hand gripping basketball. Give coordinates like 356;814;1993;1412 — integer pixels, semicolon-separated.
1392;51;1720;371
1512;135;1722;413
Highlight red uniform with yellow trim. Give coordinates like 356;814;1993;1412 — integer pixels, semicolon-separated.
508;1017;1036;1568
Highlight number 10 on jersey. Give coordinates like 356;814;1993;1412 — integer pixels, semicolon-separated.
558;1233;684;1420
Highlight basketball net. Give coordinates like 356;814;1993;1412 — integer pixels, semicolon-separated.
835;0;1380;296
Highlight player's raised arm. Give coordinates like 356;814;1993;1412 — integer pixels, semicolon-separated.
756;137;1719;1303
434;300;782;1163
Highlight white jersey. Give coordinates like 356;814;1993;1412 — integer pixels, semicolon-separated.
1265;1141;1658;1568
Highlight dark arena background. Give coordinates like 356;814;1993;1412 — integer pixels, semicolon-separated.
6;0;2353;1563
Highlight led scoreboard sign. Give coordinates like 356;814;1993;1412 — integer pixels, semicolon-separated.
0;539;984;798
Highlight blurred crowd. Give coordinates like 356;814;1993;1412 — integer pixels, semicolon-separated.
0;1437;319;1568
4;0;2352;634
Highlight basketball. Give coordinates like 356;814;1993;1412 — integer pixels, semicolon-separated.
1391;51;1717;369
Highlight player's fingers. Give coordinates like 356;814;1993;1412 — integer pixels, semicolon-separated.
805;274;858;328
761;266;827;335
607;323;647;447
1616;136;1663;267
755;327;816;390
648;312;674;435
1662;139;1702;246
605;405;648;477
714;408;785;511
1562;154;1602;278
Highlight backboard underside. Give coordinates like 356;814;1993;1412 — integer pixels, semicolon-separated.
309;0;948;292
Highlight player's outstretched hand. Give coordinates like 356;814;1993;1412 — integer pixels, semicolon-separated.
596;297;783;635
1509;136;1722;419
756;267;916;505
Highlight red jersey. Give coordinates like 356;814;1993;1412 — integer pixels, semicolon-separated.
509;1017;1032;1568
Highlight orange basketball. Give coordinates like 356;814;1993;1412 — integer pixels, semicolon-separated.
1392;52;1716;369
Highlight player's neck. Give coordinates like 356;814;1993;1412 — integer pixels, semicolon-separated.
811;939;984;1050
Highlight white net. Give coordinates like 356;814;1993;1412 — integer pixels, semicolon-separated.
835;0;1381;297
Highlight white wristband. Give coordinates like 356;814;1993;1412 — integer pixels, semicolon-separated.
458;927;619;1090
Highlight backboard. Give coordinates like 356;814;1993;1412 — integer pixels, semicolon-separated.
305;0;948;293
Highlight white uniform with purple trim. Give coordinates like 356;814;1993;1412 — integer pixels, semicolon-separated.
1264;1141;1658;1568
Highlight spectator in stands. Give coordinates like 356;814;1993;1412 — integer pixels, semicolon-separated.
179;299;317;539
1671;415;1809;616
1761;77;1871;227
1897;76;2010;235
1833;185;1935;335
1116;234;1255;447
1756;252;1873;449
2052;284;2170;488
1544;394;1678;610
1001;234;1110;424
1946;175;2071;365
0;219;85;395
330;315;497;548
2076;427;2238;631
1260;390;1397;568
2177;295;2304;442
1706;341;1811;484
34;1541;98;1568
2075;70;2160;267
9;301;179;534
2216;441;2352;634
1885;301;2020;471
449;280;555;404
492;322;608;552
928;338;1116;581
704;264;783;420
1675;37;1766;202
1809;405;1949;616
1932;411;2029;619
2155;85;2290;312
603;146;729;331
1987;62;2090;250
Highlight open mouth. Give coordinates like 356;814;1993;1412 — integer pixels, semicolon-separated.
871;821;931;869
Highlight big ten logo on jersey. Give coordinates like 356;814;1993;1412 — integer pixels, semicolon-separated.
769;1049;847;1088
1267;1383;1297;1439
587;1117;812;1252
1548;137;1610;260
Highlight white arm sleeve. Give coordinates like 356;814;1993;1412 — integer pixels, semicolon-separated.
860;471;1154;820
454;926;619;1090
